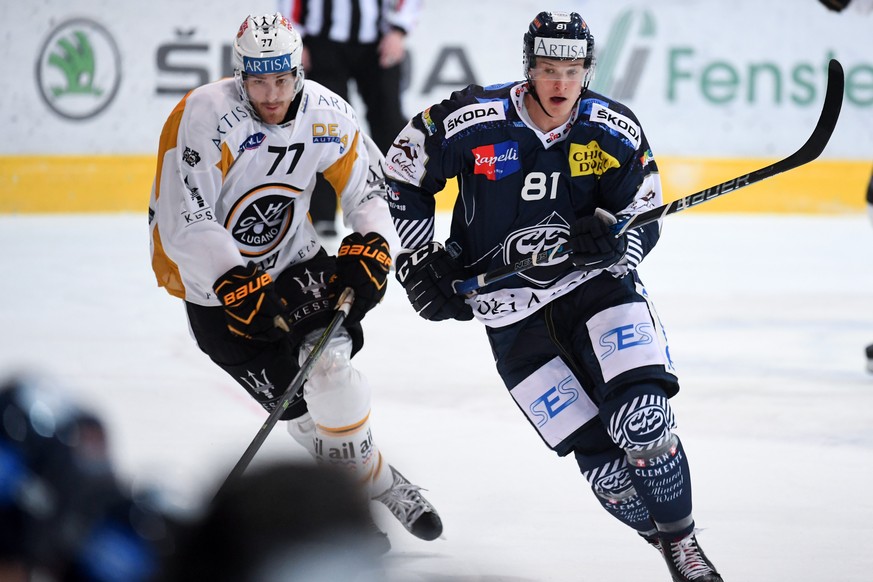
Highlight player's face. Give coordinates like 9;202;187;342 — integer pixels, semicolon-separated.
244;71;298;124
529;59;586;120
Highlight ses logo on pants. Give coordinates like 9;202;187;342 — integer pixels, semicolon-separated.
510;356;598;448
529;376;579;427
587;302;671;383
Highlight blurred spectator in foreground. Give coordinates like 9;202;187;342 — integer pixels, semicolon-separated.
0;372;174;582
279;0;422;236
162;462;387;582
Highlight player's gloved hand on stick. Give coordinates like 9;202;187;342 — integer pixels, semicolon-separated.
213;263;290;342
331;232;392;325
396;242;474;322
567;208;628;270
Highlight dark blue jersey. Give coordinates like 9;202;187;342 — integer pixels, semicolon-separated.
385;81;663;327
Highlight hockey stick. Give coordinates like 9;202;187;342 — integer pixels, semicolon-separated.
214;287;355;498
455;58;845;295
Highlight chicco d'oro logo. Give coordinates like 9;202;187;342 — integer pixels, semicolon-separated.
36;19;121;120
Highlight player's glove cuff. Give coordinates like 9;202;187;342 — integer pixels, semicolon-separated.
568;208;628;271
396;242;474;322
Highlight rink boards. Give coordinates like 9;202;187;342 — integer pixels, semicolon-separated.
1;155;868;214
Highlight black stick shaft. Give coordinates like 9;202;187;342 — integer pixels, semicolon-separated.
214;287;355;498
455;59;844;295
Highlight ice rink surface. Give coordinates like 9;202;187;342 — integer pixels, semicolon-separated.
1;212;872;581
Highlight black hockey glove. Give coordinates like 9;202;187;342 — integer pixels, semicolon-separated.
567;208;628;270
818;0;851;11
213;263;290;342
331;232;392;325
395;242;474;322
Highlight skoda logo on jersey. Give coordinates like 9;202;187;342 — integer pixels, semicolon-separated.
443;102;506;139
590;103;642;149
225;185;298;257
243;54;293;74
472;141;521;181
503;212;570;287
529;376;579;428
36;18;121;120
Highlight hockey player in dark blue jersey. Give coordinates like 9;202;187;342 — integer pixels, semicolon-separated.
384;10;723;582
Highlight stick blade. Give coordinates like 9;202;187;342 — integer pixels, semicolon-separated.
769;58;844;173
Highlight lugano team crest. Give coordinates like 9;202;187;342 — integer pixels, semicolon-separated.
224;184;298;257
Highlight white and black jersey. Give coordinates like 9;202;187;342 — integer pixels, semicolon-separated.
385;81;664;328
148;78;397;306
279;0;421;43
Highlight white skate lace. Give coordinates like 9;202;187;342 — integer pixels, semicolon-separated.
670;535;714;580
374;468;433;529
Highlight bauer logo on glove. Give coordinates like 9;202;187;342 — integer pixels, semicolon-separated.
213;263;291;341
337;240;392;270
332;232;392;325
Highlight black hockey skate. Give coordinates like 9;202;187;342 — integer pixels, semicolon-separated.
373;465;443;541
640;531;662;553
660;532;723;582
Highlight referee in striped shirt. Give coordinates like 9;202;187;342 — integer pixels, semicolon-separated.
280;0;422;236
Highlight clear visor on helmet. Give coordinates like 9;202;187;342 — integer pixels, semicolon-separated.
528;59;588;83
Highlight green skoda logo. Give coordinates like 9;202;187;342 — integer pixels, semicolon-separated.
36;19;121;120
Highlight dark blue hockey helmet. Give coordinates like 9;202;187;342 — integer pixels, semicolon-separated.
523;11;595;89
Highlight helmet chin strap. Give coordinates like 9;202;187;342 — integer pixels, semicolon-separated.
528;81;584;119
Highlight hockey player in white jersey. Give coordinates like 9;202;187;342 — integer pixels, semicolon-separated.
148;13;441;546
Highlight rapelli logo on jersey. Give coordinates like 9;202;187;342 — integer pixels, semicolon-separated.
590;103;642;149
569;141;620;177
472;140;521;181
443;102;506;139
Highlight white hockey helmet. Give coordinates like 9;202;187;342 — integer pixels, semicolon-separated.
232;13;304;114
